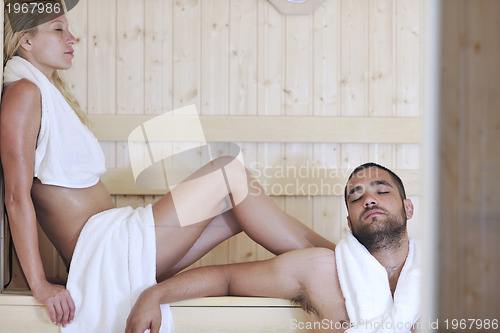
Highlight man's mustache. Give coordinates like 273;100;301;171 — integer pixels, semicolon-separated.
360;206;387;221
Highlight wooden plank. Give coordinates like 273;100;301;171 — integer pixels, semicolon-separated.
144;0;173;115
173;0;201;109
171;307;310;333
312;0;342;243
395;0;423;172
229;0;258;116
101;167;421;197
64;0;88;112
283;12;314;235
0;307;58;333
368;0;395;117
87;0;117;169
340;0;370;238
255;0;285;261
88;115;422;143
198;0;231;267
116;0;144;115
341;0;368;117
367;0;397;180
201;0;229;116
115;0;145;171
312;0;340;116
0;294;299;307
0;295;309;333
87;0;116;115
394;0;422;241
460;0;500;321
439;0;460;322
396;0;422;117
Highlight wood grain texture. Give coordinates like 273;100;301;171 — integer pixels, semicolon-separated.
0;295;310;333
88;115;422;143
2;0;425;295
439;0;500;328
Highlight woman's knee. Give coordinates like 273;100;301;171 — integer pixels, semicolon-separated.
214;157;249;205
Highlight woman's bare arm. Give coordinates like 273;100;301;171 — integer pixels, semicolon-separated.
0;79;75;327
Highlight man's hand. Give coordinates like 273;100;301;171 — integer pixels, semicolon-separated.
32;281;75;327
126;287;162;333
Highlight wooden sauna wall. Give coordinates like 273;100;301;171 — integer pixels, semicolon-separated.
439;0;500;329
3;0;425;289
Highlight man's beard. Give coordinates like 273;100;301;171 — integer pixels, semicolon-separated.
351;205;407;253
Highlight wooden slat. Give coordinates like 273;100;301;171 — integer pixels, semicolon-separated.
0;294;297;307
0;295;310;333
340;0;370;237
89;115;422;143
171;307;309;333
101;167;421;197
283;12;315;254
312;0;342;244
255;0;285;262
226;0;259;265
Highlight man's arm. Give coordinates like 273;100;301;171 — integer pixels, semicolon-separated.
126;248;347;333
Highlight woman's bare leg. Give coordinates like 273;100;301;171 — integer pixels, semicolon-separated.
152;156;335;279
156;211;242;281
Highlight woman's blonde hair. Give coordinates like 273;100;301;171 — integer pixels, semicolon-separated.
3;0;88;125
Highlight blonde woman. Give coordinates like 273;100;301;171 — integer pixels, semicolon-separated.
1;4;334;331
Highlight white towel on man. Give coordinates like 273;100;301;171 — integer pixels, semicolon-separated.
62;205;175;333
335;233;420;332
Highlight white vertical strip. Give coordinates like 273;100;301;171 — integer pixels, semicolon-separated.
421;0;441;331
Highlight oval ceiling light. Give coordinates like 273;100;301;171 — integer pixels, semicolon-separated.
268;0;326;15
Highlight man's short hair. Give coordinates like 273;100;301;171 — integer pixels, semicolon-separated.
344;162;407;208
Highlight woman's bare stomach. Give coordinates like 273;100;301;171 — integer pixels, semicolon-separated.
31;178;115;267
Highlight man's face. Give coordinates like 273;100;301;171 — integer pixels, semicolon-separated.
345;167;413;252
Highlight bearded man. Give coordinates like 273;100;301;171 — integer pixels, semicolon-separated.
126;163;420;333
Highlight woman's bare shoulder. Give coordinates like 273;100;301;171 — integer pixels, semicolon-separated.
2;78;40;104
1;79;41;124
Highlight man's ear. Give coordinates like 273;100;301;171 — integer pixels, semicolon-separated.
18;32;33;52
347;216;352;231
403;199;414;220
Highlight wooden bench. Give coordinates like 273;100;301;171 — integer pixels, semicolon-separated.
0;293;310;333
